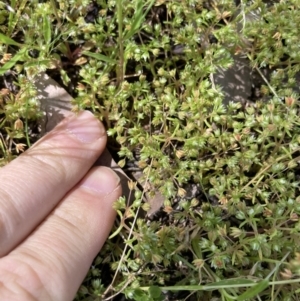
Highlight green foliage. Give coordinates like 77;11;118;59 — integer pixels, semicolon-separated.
1;0;300;300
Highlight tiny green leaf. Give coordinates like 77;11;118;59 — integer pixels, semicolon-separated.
149;286;162;298
0;48;27;75
124;0;155;40
191;238;202;259
24;59;52;68
205;278;255;290
43;16;52;45
82;51;116;63
236;280;269;301
158;279;256;292
0;33;22;47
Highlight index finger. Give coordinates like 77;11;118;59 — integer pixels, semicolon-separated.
0;111;107;256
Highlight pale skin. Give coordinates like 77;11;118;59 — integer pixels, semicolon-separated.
0;111;122;301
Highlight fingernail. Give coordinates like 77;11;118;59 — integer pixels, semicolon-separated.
65;111;105;143
80;166;121;195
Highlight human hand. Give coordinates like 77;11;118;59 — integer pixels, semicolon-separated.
0;111;122;300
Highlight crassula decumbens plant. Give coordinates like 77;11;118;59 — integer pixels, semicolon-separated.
1;1;300;300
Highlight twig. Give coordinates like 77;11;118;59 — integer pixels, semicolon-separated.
102;158;154;299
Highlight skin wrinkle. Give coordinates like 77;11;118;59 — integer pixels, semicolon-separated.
14;244;72;300
26;118;107;174
50;192;104;253
0;281;39;301
0;155;69;256
11;228;87;301
26;152;70;189
9;244;71;300
0;257;51;301
24;135;107;186
47;213;88;260
0;188;23;252
28;145;86;178
54;115;106;147
34;113;106;150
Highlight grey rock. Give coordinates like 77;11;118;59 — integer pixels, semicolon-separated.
213;54;252;105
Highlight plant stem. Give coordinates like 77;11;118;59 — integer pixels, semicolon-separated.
116;0;124;86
